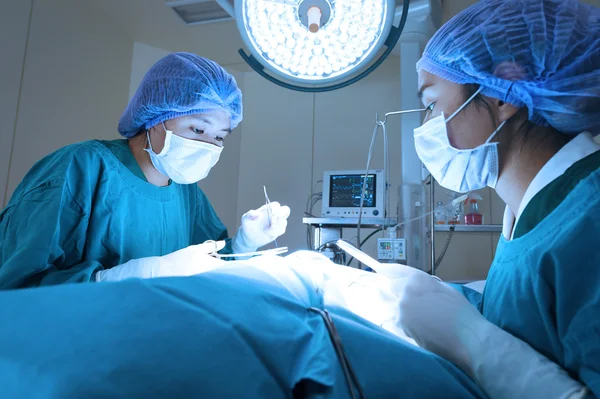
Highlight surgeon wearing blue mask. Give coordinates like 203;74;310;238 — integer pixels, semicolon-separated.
0;52;290;288
388;0;600;398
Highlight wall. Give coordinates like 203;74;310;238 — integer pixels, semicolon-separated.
87;0;248;68
441;0;477;23
129;42;170;100
2;0;133;206
236;71;313;252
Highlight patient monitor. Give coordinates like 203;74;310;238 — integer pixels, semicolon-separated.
321;169;385;218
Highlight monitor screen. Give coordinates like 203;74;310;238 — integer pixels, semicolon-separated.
329;174;377;208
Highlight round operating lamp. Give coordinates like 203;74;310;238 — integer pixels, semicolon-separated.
235;0;409;92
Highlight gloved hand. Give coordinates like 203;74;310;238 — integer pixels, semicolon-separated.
395;272;588;399
232;201;291;253
95;241;226;282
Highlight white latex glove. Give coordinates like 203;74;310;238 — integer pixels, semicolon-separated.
232;201;291;253
395;272;588;399
95;241;226;282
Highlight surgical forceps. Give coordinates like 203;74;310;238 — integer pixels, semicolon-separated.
263;185;278;248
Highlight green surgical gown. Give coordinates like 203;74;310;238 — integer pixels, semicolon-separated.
0;139;232;289
477;150;600;396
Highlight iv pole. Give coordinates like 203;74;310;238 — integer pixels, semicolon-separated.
429;175;436;276
375;108;426;126
375;108;439;276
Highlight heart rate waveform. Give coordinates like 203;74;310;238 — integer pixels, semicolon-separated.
330;174;376;208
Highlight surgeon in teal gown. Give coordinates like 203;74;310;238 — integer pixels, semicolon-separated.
391;0;600;398
0;52;290;289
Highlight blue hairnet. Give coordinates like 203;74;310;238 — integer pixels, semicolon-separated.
118;52;243;138
418;0;600;135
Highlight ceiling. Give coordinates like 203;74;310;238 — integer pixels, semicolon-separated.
85;0;454;67
85;0;600;67
85;0;247;67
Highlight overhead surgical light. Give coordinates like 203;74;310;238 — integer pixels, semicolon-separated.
235;0;410;92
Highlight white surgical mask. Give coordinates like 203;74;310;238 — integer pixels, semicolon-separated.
413;88;506;193
145;123;222;184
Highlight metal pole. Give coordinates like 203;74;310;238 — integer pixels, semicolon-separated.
214;0;235;18
430;177;436;276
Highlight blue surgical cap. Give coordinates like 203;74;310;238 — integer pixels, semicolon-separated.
418;0;600;135
118;52;243;138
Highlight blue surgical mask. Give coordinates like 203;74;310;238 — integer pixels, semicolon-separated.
413;88;506;193
145;123;222;184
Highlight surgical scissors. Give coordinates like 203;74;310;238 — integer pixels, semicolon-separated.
263;186;278;248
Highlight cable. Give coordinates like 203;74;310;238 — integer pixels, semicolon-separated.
432;206;461;272
357;123;380;265
356;120;392;266
433;225;455;272
314;240;348;265
311;197;322;211
361;228;383;247
3;1;33;208
391;211;434;229
305;191;323;249
306;193;323;214
316;241;339;252
382;122;391;233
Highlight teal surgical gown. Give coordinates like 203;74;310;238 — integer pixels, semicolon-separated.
473;150;600;396
0;139;231;289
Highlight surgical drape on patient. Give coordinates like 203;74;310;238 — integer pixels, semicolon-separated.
0;253;486;398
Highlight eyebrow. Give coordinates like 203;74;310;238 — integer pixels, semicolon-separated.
194;116;232;134
417;83;432;99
